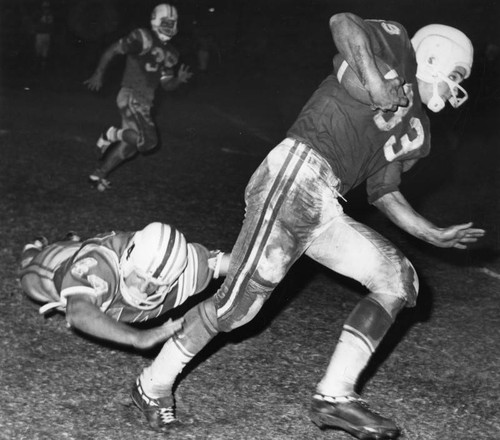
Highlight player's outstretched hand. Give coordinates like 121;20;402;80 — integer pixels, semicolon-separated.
177;64;193;83
433;222;486;249
136;317;184;350
84;72;103;91
369;76;408;112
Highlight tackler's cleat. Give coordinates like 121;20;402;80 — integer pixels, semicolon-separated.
131;379;180;432
22;236;49;253
310;394;401;440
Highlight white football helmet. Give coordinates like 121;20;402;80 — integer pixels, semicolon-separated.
411;24;473;112
120;222;188;310
151;3;178;42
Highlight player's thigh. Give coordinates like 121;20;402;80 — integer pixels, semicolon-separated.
116;89;137;127
306;214;418;305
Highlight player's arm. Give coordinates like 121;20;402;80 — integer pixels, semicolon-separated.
65;294;183;350
84;41;124;91
329;12;407;110
373;190;485;249
160;64;193;91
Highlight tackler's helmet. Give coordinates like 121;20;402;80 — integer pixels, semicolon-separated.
411;24;473;112
120;222;188;310
151;3;178;42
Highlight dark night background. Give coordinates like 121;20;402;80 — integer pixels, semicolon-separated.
1;0;499;96
0;1;499;439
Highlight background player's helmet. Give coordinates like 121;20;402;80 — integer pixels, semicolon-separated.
151;3;178;42
411;24;473;112
120;222;188;310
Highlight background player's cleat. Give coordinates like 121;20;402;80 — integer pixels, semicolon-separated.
310;394;401;440
131;379;180;432
89;173;112;192
63;231;81;242
22;236;49;253
96;127;116;155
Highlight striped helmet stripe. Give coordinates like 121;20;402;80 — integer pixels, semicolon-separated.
152;225;176;279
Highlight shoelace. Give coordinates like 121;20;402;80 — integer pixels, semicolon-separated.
158;406;176;425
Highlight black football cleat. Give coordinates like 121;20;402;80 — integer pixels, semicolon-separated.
310;394;401;440
131;379;180;432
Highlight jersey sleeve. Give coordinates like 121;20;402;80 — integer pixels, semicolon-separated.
171;243;213;308
118;28;153;55
59;246;119;309
365;20;410;62
366;158;421;204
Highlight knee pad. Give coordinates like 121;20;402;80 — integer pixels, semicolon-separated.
344;296;395;354
174;297;219;354
216;279;272;333
370;257;419;307
137;127;158;153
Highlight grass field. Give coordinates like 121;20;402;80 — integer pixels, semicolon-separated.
1;43;499;440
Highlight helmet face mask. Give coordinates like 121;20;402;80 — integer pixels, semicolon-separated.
411;24;473;112
120;223;188;310
151;4;178;42
424;69;469;112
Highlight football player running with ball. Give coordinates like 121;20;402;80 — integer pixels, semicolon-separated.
19;222;229;355
128;13;485;439
84;4;193;192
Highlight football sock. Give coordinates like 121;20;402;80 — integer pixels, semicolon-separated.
106;127;123;142
139;337;191;398
317;296;395;397
316;330;371;397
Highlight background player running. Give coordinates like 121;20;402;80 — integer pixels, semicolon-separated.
84;4;192;192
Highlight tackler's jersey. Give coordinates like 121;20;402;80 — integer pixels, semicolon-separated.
119;28;179;104
21;232;213;323
287;19;431;203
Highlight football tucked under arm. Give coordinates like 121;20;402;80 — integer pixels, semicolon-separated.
333;54;398;105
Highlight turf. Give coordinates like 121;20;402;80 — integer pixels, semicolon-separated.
1;43;499;440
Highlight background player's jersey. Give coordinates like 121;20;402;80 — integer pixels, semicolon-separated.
287;19;431;203
119;28;179;104
21;232;213;323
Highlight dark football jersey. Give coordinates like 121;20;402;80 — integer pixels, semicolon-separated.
287;20;431;203
119;28;179;104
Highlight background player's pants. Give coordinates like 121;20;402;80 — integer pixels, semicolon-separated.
116;87;157;153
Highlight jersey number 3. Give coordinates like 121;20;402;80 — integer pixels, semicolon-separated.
373;84;425;162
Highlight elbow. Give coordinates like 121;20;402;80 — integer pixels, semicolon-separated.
65;297;86;329
329;12;356;28
65;307;77;328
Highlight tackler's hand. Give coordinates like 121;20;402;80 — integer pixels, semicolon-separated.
135;317;184;350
